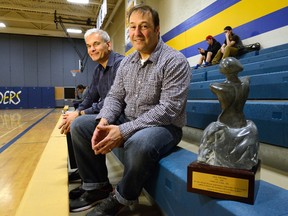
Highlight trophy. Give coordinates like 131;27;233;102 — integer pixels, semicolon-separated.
187;57;260;204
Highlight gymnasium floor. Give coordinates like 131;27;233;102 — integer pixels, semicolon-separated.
1;108;287;216
0;108;163;216
0;109;60;216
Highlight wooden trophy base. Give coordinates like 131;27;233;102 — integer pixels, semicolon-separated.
187;160;261;204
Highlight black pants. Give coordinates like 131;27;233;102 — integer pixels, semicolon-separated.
66;132;77;169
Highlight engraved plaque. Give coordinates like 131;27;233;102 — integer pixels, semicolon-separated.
187;160;261;204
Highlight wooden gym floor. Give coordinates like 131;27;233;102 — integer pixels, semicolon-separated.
0;109;60;216
0;108;163;216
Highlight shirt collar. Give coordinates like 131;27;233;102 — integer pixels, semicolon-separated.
130;37;163;64
106;51;116;67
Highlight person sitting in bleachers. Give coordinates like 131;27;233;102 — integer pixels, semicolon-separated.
58;28;124;183
212;26;243;65
193;35;221;69
68;4;191;214
73;84;88;109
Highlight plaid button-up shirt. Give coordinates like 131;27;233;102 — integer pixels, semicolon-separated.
97;39;191;140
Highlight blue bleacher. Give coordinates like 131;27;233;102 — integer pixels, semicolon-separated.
166;43;288;215
191;44;288;82
186;100;288;148
258;43;288;54
207;56;288;81
113;146;288;216
145;147;288;216
239;49;287;64
188;43;288;149
189;71;288;100
237;50;259;60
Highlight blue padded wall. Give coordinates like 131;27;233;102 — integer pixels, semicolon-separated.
41;87;55;108
13;87;29;109
28;87;42;108
0;87;28;109
0;87;55;109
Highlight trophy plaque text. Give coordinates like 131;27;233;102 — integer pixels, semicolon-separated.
187;160;260;204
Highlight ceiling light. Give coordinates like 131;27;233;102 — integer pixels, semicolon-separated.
0;23;6;28
67;0;89;4
67;28;82;34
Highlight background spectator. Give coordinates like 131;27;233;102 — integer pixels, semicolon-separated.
73;84;88;109
193;35;221;69
212;26;243;65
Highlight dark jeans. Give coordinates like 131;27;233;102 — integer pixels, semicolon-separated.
70;115;182;205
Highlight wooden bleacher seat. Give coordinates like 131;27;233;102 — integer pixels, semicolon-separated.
15;116;68;216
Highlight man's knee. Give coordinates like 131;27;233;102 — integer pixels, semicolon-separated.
70;116;82;134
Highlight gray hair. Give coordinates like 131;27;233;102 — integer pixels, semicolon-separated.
84;28;110;42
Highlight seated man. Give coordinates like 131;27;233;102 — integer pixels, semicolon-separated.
193;35;221;69
73;84;88;109
69;4;191;215
212;26;243;65
58;28;124;181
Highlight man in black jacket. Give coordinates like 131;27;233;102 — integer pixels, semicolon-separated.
58;28;124;182
212;26;243;65
193;35;221;69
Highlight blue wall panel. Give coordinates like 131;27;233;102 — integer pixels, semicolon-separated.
37;37;52;87
10;35;24;86
28;87;42;108
0;34;10;87
13;87;29;109
24;37;38;86
51;38;64;86
0;33;89;88
0;87;28;109
41;87;55;108
0;87;13;109
63;40;78;86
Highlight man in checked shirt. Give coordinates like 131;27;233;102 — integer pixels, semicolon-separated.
69;4;191;215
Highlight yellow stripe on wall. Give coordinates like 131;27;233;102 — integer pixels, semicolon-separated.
166;0;288;51
125;46;135;56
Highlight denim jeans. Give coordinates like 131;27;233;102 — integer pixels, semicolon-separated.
70;114;182;205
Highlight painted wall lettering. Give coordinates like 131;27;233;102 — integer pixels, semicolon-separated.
0;91;22;105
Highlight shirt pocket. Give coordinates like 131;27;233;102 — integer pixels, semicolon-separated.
140;80;162;105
